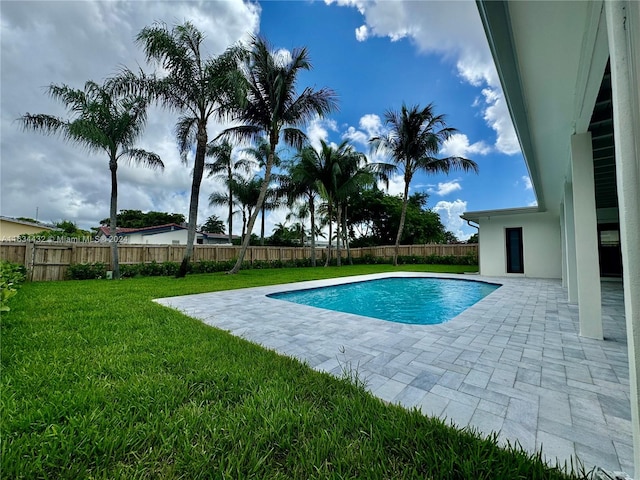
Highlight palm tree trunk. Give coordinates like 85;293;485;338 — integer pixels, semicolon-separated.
178;124;207;277
343;204;352;265
336;204;342;267
241;208;246;242
394;179;410;266
227;170;233;244
109;156;120;280
229;148;275;274
260;204;266;245
309;195;316;267
324;203;333;267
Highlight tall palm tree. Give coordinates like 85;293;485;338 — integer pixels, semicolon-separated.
370;103;479;266
242;138;283;245
285;148;324;266
226;175;263;244
286;201;310;247
19;79;163;279
222;36;337;274
333;147;373;266
206;139;254;243
302;139;360;267
133;21;244;277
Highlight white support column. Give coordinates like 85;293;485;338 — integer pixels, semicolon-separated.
560;204;567;288
563;182;579;303
570;133;603;340
606;0;640;473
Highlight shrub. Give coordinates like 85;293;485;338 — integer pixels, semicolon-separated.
65;262;107;280
1;261;27;311
59;250;477;281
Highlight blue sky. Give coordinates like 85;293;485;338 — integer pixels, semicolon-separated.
1;0;535;240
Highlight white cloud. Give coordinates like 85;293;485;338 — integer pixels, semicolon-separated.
343;113;383;148
1;1;260;230
355;25;369;41
306;116;339;150
522;175;533;190
482;88;521;155
433;199;470;240
329;0;521;156
428;181;462;197
441;133;491;157
379;174;404;197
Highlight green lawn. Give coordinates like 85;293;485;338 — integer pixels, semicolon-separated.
1;265;584;479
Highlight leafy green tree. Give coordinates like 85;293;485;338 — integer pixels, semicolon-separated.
19;79;163;279
199;215;225;234
268;222;298;247
222;36;337;274
133;21;243;277
206;140;254;243
370;103;478;265
443;231;460;244
467;232;479;244
349;188;447;247
99;210;185;228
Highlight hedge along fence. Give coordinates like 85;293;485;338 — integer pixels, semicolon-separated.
0;242;478;282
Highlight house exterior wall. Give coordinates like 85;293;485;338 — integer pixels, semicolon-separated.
0;219;54;239
126;230;189;245
478;212;561;279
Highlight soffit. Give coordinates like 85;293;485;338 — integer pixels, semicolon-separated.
478;1;608;216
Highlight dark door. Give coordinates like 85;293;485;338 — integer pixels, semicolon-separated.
506;227;524;274
598;223;622;277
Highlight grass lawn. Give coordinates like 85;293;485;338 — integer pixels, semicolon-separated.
1;264;585;479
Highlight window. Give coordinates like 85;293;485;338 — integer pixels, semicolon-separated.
506;227;524;273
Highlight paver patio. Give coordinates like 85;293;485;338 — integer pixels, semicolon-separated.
155;272;633;476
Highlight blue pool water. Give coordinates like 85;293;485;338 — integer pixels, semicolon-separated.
268;277;499;325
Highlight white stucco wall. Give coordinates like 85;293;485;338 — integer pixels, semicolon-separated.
126;230;189;245
478;212;561;278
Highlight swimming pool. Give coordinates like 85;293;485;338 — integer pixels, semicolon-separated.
267;277;500;325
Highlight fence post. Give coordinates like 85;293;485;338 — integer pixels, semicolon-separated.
24;241;35;282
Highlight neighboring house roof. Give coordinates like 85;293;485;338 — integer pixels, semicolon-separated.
98;223;187;236
0;216;56;230
97;224;239;239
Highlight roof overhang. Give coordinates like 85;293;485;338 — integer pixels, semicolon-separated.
461;206;540;223
475;0;610;216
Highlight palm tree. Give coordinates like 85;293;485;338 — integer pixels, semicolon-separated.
285;149;324;266
226;175;263;244
19;79;163;279
222;36;337;274
286;201;310;247
242;138;283;245
333;147;373;266
133;21;244;277
302;139;360;267
370;103;479;266
206;139;254;243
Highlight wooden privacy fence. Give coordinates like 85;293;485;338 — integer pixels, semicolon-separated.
1;242;478;282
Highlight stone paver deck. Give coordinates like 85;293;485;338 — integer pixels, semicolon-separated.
155;272;633;476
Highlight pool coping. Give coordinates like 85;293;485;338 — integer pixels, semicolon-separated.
154;272;633;476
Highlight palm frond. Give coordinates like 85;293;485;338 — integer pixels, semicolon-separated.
175;115;198;162
122;149;165;170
